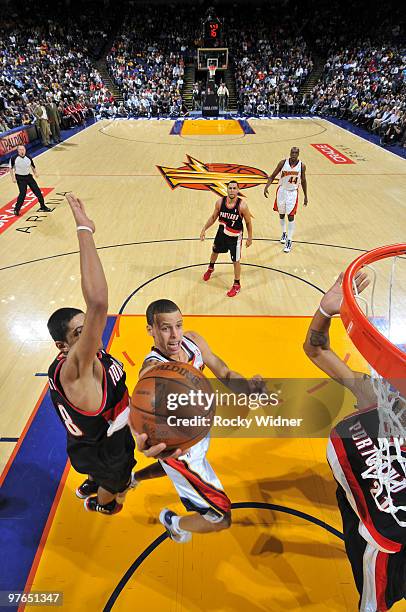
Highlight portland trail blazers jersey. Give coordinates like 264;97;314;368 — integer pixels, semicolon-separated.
48;350;131;444
279;159;302;191
328;407;406;552
144;335;204;371
218;196;243;237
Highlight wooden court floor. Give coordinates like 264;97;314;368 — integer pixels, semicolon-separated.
1;118;406;611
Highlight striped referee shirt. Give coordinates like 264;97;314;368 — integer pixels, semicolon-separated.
9;154;36;175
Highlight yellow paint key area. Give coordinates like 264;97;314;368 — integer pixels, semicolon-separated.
181;119;244;135
28;316;374;611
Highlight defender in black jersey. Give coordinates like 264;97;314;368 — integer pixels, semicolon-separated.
200;181;253;297
304;273;406;611
47;194;135;515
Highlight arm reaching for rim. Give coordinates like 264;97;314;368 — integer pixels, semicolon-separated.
303;271;373;402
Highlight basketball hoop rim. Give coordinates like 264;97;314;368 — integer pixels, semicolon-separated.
340;243;406;383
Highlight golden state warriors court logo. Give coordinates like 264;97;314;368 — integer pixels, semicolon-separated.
157;155;269;197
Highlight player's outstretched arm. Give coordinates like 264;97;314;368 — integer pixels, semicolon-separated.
200;200;220;240
303;272;369;392
186;331;264;394
301;163;308;206
62;194;108;380
240;201;253;247
264;160;284;198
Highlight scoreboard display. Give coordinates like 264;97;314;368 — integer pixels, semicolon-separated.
204;17;221;42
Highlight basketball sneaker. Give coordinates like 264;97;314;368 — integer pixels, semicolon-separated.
84;496;123;515
227;283;241;297
159;508;192;543
76;478;99;499
280;232;287;244
203;267;214;281
284;240;292;253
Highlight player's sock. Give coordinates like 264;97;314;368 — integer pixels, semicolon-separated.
130;473;139;488
171;515;190;536
234;279;240;285
287;220;295;240
279;218;286;232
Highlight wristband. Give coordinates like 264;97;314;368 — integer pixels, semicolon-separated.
77;225;94;233
319;305;332;318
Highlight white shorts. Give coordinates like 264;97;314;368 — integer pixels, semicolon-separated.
273;187;299;216
160;435;231;522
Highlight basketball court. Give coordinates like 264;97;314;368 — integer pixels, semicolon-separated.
1;118;406;610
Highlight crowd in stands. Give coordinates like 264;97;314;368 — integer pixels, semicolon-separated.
0;0;116;135
105;5;199;118
227;9;313;116
226;1;405;147
308;44;406;146
0;0;405;149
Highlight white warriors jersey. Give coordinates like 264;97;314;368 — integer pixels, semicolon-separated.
143;334;209;458
143;335;204;371
279;158;302;191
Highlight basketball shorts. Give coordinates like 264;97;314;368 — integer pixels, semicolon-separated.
273;187;299;215
336;485;406;611
160;434;231;522
213;226;242;262
67;425;136;494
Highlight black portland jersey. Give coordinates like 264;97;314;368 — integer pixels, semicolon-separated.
48;350;130;444
219;196;243;236
328;407;406;552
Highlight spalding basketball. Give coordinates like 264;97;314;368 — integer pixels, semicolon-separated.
130;361;215;452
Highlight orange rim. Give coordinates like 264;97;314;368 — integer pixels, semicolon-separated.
340;244;406;385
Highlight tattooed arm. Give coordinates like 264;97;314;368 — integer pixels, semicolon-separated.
303;272;370;393
303;308;357;385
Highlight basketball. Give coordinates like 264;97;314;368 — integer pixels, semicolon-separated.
130;361;215;452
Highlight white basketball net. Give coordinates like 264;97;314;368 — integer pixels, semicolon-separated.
208;65;216;79
352;256;406;526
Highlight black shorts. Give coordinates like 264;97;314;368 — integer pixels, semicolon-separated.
213;226;243;262
67;426;136;494
336;485;406;611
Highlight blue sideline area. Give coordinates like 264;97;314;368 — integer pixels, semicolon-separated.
0;316;117;603
323;115;406;160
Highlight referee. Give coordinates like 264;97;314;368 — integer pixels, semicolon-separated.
10;145;51;216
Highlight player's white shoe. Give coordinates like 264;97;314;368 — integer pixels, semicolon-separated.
159;508;192;543
280;232;287;244
283;239;292;253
